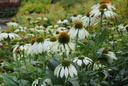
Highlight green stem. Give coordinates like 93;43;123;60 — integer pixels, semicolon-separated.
7;39;13;62
75;29;79;50
88;17;91;31
22;49;28;72
62;44;66;60
16;53;21;82
92;13;103;61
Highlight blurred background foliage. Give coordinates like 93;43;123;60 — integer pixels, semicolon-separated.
0;0;127;26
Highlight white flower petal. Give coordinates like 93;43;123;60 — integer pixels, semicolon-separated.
60;67;65;78
64;67;68;78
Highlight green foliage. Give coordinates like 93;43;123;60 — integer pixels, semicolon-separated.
0;7;18;18
19;3;44;14
21;0;52;5
0;73;18;86
98;28;108;44
42;0;52;4
1;0;128;86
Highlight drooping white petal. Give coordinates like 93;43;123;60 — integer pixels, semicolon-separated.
13;45;18;53
64;67;69;78
73;59;78;63
107;52;117;60
60;67;65;78
68;66;74;77
54;65;62;78
38;42;43;53
70;64;77;76
77;60;82;66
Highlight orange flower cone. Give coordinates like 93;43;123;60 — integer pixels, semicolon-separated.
104;0;112;4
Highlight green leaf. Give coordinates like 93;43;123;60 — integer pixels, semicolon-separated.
47;58;60;71
19;80;29;86
103;70;109;79
101;81;110;86
67;78;79;86
98;28;108;44
0;73;18;86
18;72;34;82
42;0;52;4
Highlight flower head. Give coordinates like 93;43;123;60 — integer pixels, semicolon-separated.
31;78;53;86
71;14;82;22
58;32;70;44
27;36;50;55
14;26;27;33
7;18;18;28
57;18;68;24
93;61;105;70
81;10;99;27
69;21;90;40
13;42;31;60
99;3;108;12
51;32;75;56
96;48;117;62
52;27;68;36
74;21;83;29
123;21;128;31
54;60;77;78
73;56;92;66
90;2;117;19
50;36;57;42
0;30;20;41
36;36;44;43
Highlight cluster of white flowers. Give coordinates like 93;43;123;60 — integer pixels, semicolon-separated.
0;1;121;85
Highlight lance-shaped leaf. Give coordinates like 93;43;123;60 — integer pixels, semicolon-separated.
98;28;108;44
0;73;18;86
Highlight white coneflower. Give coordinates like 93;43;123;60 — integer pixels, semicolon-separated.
81;10;99;27
42;78;53;86
27;36;50;55
51;32;75;56
93;61;105;70
91;1;116;11
37;17;42;21
68;21;90;40
31;78;53;86
6;18;18;28
49;36;57;46
118;24;126;31
36;28;49;36
57;18;68;24
53;27;68;36
96;48;117;61
54;60;77;78
43;17;48;21
13;42;31;60
14;26;27;33
0;30;20;41
90;2;117;19
0;59;4;67
48;24;59;29
35;23;44;30
13;42;30;52
31;79;39;86
73;56;92;66
46;25;59;35
25;33;35;38
71;14;82;22
123;21;128;32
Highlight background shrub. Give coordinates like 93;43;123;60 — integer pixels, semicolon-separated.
0;2;20;18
